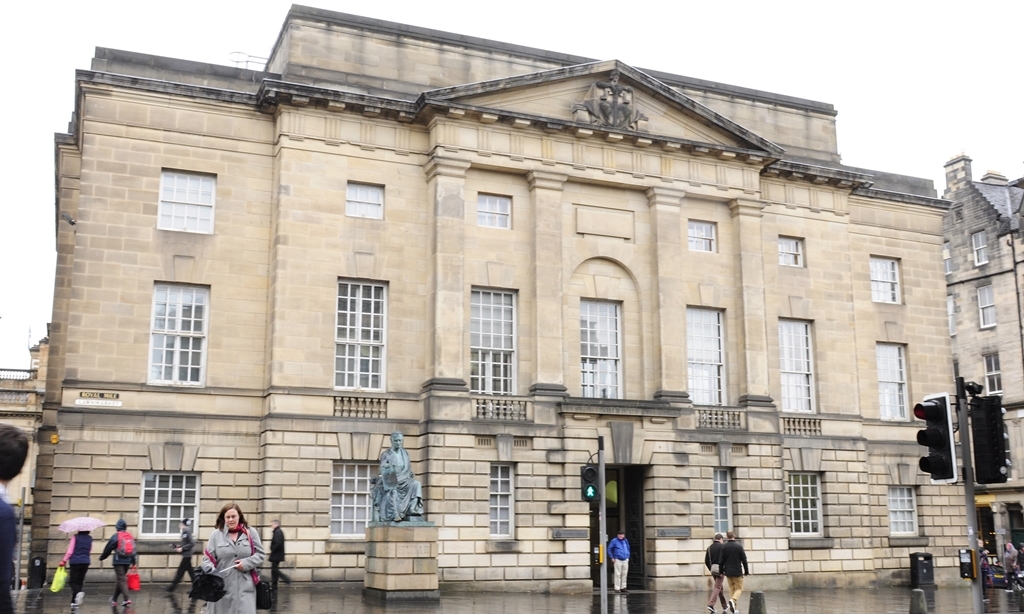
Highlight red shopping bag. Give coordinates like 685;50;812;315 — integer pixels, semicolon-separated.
126;566;141;591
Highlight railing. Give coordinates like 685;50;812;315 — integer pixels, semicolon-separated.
782;416;822;436
696;408;745;430
334;396;387;419
474;396;530;421
0;369;35;381
0;391;30;404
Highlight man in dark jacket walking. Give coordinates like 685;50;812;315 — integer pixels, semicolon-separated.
269;520;291;590
166;518;195;592
720;531;749;614
98;519;137;607
705;533;727;613
0;425;29;614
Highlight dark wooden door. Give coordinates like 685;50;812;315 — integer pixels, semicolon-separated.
624;465;645;589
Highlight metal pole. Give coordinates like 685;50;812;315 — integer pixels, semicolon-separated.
956;377;984;614
598;436;608;614
15;488;25;591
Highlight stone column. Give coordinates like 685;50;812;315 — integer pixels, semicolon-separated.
646;187;689;402
728;198;774;408
422;155;472;393
527;170;568;400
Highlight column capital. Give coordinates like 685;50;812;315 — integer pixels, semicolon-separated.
526;170;568;191
645;186;686;207
728;198;767;218
424;155;471;181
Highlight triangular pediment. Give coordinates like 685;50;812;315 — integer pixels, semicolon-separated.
421;61;783;156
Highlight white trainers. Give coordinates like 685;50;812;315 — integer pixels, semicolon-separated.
74;592;85;606
728;599;737;614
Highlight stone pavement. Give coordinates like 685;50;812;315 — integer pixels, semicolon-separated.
8;584;1023;613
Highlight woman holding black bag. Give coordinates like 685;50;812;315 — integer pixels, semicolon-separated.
200;503;266;614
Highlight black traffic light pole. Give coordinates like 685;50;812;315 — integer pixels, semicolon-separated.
598;435;608;614
956;377;984;614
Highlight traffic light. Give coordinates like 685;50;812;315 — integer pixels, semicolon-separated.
580;464;600;502
971;395;1010;484
914;393;957;483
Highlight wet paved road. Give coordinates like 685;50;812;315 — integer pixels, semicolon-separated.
9;584;1024;613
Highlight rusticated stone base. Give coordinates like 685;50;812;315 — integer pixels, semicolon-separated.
363;521;439;600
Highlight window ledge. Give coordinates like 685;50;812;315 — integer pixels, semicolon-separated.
135;540;179;554
789;537;834;550
325;539;366;554
888;536;929;548
484;540;521;553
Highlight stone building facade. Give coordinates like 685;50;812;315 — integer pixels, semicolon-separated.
943;155;1024;553
39;5;961;591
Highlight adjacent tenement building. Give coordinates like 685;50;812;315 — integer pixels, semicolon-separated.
943;155;1024;553
39;5;959;591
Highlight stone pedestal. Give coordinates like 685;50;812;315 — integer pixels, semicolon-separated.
363;521;440;601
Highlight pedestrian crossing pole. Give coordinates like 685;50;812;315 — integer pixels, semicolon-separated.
955;377;984;614
598;436;608;614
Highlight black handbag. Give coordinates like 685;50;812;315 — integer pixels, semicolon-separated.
255;578;273;610
188;568;226;602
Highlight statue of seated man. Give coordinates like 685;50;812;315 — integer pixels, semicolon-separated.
370;431;424;522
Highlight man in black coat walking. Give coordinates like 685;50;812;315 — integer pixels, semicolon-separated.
269;520;291;591
720;531;749;614
704;533;727;614
166;518;195;592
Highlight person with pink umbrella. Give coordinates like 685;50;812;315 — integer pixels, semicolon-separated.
57;517;105;609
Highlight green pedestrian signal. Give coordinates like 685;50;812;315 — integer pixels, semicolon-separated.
581;464;600;502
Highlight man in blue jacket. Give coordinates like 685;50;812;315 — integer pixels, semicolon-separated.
608;530;631;593
99;519;138;607
0;425;29;614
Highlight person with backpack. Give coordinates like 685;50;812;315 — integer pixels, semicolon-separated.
99;519;137;607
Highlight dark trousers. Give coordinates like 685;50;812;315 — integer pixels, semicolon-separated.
271;561;290;589
68;564;89;602
168;555;195;589
112;564;130;603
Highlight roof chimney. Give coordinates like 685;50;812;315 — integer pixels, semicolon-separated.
943;154;972;198
980;170;1008;185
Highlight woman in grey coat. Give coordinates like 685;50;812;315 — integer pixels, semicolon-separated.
201;503;266;614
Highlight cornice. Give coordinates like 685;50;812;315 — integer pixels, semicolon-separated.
763;160;873;190
852;187;951;210
77;70;257;106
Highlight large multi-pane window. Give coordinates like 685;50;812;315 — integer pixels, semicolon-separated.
141;473;199;536
778;236;804;267
972;231;988;266
158;171;215;233
978;285;996;328
477;194;511;229
470;290;515;394
877;344;907;420
335;281;386;390
687;308;724;405
713;469;732;534
984;353;1002;395
346;183;384;219
779;320;814;413
943;241;952;275
330;463;376;536
490;464;514;537
580;300;620;399
149;285;208;385
887;486;917;535
688;221;716;252
870;257;900;303
788;473;821;536
948;295;956;336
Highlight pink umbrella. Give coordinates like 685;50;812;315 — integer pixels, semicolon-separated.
58;517;106;533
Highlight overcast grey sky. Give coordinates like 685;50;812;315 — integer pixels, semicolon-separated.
1;0;1021;367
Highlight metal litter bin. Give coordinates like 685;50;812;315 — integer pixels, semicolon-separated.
27;557;46;590
910;552;934;588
